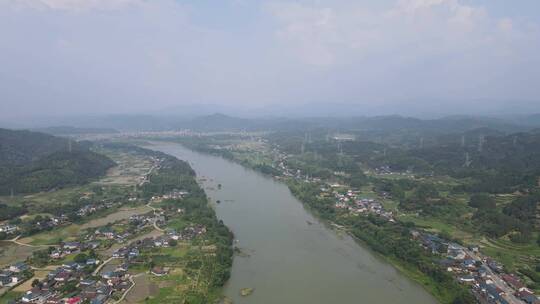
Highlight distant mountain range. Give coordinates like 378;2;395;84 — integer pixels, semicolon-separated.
2;112;540;134
34;126;119;136
172;113;535;134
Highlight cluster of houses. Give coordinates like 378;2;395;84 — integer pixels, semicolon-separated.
25;216;69;234
130;212;165;228
5;224;207;304
11;220;203;303
76;201;118;218
161;189;189;200
0;224;19;235
373;165;414;177
92;226;131;244
168;225;207;241
150;189;189;202
16;259;133;304
86;211;166;245
413;231;539;304
50;242;99;260
112;224;207;259
1;215;69;240
332;189;395;221
0;262;29;287
1;201;122;241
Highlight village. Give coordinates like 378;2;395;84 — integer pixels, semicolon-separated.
0;188;208;304
264;144;540;304
0;147;220;304
0;154;165;243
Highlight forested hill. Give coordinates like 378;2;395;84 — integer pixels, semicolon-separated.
34;126;119;136
376;131;540;193
0;128;115;195
0;128;74;166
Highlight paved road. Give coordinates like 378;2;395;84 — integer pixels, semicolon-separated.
2;235;51;248
464;249;523;304
114;273;143;304
146;202;164;232
93;257;114;276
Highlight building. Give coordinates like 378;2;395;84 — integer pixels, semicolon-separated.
10;262;28;273
151;267;168;277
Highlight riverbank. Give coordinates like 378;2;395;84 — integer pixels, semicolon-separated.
161;140;472;304
282;178;466;304
0;143;234;304
145;141;440;304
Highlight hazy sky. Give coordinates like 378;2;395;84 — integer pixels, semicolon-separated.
1;0;540;119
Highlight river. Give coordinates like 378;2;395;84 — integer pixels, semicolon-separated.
149;142;439;304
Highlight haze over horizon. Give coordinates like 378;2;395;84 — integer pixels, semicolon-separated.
1;0;540;121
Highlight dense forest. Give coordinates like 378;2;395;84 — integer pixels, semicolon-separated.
249;128;540;253
0;128;115;195
267;128;540;194
0;128;73;166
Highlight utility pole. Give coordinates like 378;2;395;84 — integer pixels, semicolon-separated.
464;152;472;167
338;142;343;155
478;135;485;153
461;135;466;148
301;133;308;154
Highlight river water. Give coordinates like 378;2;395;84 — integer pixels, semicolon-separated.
149;142;438;304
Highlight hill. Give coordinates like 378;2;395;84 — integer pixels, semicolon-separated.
0;128;115;195
0;128;73;167
35;126;119;136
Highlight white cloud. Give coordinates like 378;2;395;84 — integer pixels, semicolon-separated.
498;18;513;33
267;0;526;67
0;0;538;118
9;0;141;11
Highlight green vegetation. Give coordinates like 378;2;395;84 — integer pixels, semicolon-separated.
0;150;115;195
134;147;233;303
0;128;115;195
0;291;24;304
0;203;26;222
286;179;475;304
0;142;233;304
175;130;540;301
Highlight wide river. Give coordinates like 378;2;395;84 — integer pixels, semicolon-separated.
150;142;438;304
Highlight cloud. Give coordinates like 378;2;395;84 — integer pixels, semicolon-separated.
0;0;539;120
9;0;141;11
266;0;523;67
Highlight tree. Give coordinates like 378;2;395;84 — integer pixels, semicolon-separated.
74;253;88;264
469;193;495;210
414;183;439;201
59;281;78;293
31;279;40;287
169;239;178;247
452;292;476;304
87;249;97;259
